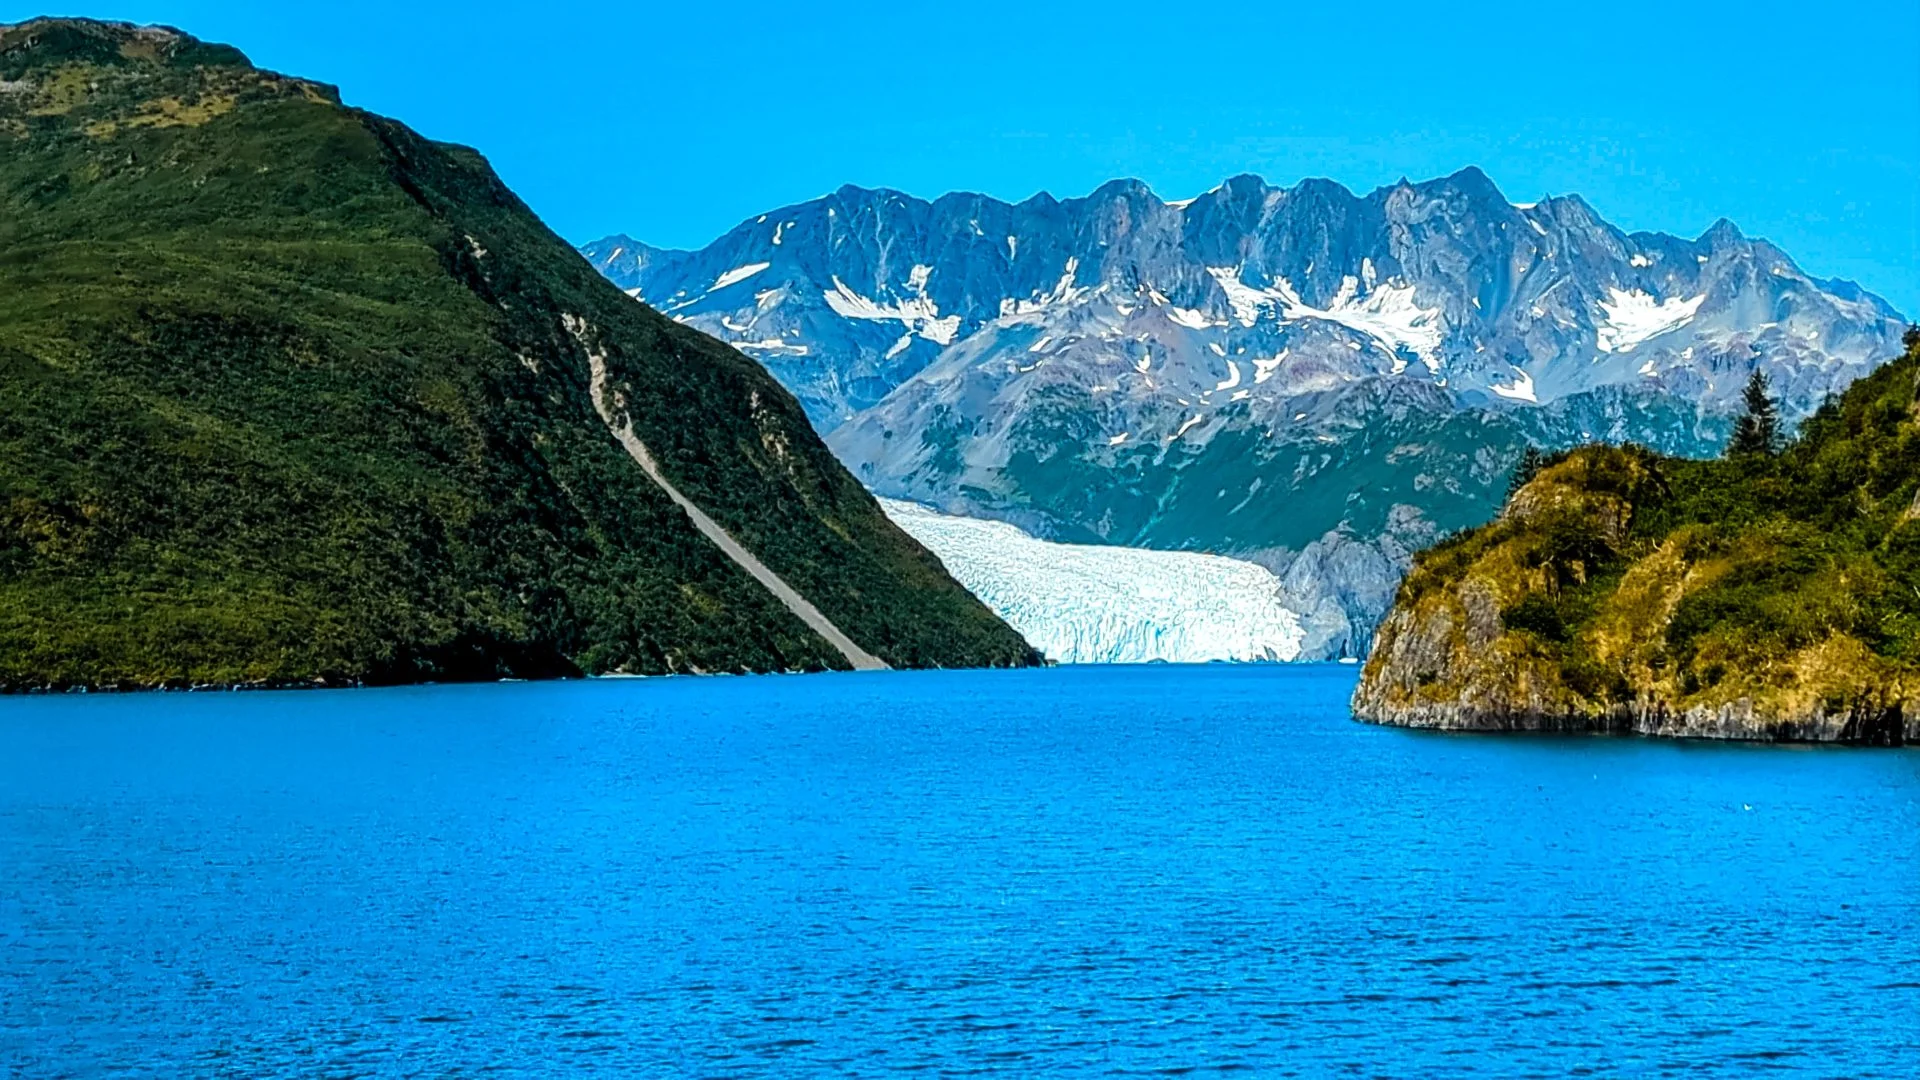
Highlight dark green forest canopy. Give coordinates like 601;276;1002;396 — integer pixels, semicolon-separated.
0;18;1038;688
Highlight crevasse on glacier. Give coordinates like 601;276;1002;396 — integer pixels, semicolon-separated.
882;500;1305;665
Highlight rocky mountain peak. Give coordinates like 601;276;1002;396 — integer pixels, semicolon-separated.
0;17;249;75
586;170;1904;430
1700;216;1747;247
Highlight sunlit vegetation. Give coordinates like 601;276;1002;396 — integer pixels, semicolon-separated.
1387;326;1920;727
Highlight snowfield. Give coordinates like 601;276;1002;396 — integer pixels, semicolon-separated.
882;499;1305;664
1594;288;1706;353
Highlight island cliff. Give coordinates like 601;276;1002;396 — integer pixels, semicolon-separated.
1354;329;1920;744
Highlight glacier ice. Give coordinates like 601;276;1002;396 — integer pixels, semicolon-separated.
882;499;1305;664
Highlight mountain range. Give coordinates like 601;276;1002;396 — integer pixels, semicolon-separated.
585;173;1908;657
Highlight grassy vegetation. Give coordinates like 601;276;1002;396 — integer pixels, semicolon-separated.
1378;328;1920;730
0;18;1038;688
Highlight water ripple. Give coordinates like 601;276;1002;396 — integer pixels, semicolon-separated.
2;665;1917;1076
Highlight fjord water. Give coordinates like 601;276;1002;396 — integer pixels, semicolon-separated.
3;667;1916;1076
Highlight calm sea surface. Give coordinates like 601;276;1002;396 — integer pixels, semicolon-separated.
3;665;1917;1077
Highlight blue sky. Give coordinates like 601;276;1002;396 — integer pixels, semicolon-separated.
14;1;1920;315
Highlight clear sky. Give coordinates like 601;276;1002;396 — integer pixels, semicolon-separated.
12;1;1920;315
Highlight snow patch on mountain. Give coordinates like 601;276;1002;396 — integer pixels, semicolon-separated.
1252;350;1288;384
882;499;1305;664
1595;288;1706;353
709;262;770;292
823;275;962;345
1289;277;1446;369
733;338;809;355
1167;305;1214;330
1490;366;1538;402
999;258;1086;319
1205;266;1444;368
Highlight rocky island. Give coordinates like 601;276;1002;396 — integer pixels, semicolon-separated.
1354;330;1920;744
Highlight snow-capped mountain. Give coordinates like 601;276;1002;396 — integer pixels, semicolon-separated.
583;169;1908;658
584;168;1901;429
882;499;1304;664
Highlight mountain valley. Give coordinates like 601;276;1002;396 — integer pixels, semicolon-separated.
587;173;1908;657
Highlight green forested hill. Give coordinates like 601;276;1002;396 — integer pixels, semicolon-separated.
0;18;1038;688
1355;329;1920;743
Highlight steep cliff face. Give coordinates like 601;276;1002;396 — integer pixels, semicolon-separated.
1354;332;1920;743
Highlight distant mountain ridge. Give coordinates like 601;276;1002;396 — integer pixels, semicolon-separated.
584;171;1908;658
584;169;1902;428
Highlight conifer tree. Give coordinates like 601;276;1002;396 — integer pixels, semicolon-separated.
1507;445;1547;501
1726;370;1781;457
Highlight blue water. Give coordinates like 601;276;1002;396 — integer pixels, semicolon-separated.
3;666;1917;1077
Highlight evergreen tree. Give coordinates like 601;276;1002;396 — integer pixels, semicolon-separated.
1906;325;1919;403
1726;370;1781;457
1507;445;1547;501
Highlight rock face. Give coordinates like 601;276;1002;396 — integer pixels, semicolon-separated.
0;18;1039;688
1354;337;1920;743
585;172;1907;657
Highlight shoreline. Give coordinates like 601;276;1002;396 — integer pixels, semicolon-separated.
1352;704;1915;747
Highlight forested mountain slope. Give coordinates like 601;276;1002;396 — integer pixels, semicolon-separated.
0;18;1037;688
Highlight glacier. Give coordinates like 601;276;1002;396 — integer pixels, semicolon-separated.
882;499;1305;664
